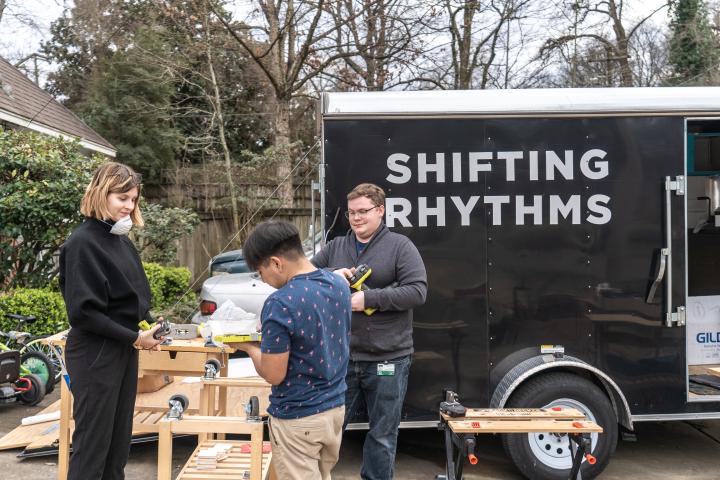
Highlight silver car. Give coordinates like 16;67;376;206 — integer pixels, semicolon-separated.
191;232;323;325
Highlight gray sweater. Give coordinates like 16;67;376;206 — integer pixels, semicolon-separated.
311;224;427;361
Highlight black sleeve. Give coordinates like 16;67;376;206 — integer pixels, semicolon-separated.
364;239;428;311
59;241;139;344
310;240;333;269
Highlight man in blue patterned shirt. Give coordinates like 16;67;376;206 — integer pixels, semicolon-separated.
230;220;351;479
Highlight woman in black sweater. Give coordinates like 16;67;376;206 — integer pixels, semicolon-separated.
59;162;163;480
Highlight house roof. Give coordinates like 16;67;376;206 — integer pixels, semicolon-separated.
0;55;115;156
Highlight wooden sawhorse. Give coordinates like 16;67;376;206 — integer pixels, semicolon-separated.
438;406;602;480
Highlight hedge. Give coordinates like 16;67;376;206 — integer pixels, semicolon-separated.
0;264;193;336
143;262;192;310
0;288;68;337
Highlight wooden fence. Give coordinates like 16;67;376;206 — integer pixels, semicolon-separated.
144;175;319;284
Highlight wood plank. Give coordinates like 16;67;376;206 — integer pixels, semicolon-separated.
448;419;603;434
442;407;585;421
156;338;236;354
201;377;270;388
0;400;61;450
177;440;272;480
708;367;720;377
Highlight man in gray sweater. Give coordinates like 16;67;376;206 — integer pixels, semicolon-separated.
312;183;427;480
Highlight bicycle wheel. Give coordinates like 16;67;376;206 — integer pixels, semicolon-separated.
20;351;55;395
22;337;62;385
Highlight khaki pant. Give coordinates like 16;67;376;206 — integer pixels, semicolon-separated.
268;406;345;480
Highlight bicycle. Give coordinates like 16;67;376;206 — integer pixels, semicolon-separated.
1;314;57;395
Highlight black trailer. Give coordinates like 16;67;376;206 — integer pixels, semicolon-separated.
319;87;720;479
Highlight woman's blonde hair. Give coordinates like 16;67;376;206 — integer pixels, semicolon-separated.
81;162;144;226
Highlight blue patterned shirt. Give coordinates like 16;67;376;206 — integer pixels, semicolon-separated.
260;269;351;419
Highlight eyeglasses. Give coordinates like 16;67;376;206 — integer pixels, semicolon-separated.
345;205;379;219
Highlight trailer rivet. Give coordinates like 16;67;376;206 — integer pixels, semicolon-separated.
489;287;493;291
586;260;591;264
488;261;492;266
488;186;492;190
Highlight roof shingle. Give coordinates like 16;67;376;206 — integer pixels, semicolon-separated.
0;55;115;154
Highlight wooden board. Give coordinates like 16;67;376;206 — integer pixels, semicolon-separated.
441;407;585;421
0;400;61;450
177;440;272;480
689;365;720;376
448;419;603;434
156;338;235;354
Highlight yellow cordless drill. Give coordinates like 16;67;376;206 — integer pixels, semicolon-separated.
348;264;377;316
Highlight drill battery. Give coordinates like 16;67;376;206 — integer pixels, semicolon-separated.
348;264;377;315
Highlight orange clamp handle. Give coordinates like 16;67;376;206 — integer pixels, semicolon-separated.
572;421;584;428
585;454;597;465
468;453;478;465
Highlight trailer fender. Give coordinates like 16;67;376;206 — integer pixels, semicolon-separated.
490;355;633;430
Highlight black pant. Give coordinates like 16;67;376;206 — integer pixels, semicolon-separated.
65;330;138;480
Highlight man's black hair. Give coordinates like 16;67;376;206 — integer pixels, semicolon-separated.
243;220;304;270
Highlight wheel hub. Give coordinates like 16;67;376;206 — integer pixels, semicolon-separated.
527;398;598;470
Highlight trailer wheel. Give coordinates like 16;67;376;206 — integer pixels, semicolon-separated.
501;372;617;480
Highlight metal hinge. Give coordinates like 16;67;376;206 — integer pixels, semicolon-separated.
665;176;685;196
665;306;686;327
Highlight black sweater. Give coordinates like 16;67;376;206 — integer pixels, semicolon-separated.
59;218;151;344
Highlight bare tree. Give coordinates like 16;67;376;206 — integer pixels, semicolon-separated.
540;0;669;87
154;1;275;235
328;0;431;91
208;0;369;207
0;0;48;83
410;0;537;90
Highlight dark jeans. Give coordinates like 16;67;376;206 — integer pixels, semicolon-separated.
344;355;411;480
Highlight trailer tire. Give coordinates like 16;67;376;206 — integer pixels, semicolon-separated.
501;372;617;480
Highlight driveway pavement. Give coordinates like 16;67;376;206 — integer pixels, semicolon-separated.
2;389;720;479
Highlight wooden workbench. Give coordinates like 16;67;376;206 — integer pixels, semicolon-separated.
55;337;239;480
439;406;603;480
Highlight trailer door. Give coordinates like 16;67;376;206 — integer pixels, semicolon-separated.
685;118;720;401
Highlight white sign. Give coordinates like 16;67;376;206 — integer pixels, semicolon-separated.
687;296;720;365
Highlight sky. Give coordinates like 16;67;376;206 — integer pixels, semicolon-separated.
0;0;674;87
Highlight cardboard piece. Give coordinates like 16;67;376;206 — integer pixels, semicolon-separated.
137;374;174;394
